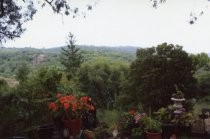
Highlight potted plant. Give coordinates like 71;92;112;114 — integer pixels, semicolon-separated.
155;106;175;138
142;116;162;139
117;111;136;138
48;94;95;137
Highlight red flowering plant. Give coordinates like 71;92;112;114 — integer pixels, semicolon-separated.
48;93;94;120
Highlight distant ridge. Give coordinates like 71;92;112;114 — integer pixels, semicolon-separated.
41;45;140;54
0;45;138;77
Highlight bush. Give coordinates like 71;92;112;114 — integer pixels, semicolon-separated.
142;116;162;133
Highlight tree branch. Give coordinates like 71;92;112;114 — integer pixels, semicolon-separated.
44;0;57;12
0;31;20;38
0;0;4;18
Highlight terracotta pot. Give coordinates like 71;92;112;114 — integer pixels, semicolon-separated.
146;131;161;139
62;119;81;136
84;130;94;139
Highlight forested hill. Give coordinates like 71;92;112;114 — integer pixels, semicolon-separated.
0;45;138;55
0;45;139;77
42;45;138;54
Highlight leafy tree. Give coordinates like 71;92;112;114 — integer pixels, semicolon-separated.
1;66;63;137
15;61;30;83
190;52;210;70
77;59;129;109
30;66;62;95
0;0;36;41
194;56;210;97
60;33;83;80
130;43;196;110
196;71;210;96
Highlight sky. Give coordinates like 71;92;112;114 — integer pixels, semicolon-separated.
3;0;210;53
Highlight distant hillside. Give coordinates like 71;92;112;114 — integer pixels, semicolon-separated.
0;46;139;77
42;45;138;54
1;45;138;54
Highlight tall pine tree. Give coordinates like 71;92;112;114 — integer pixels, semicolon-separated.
60;33;83;80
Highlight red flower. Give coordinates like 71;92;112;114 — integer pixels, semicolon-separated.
72;102;77;111
49;93;95;120
60;96;66;104
48;102;57;111
64;102;70;109
66;95;74;101
80;96;88;103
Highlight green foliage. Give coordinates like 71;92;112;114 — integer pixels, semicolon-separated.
172;85;185;99
0;92;20;137
94;122;111;139
60;33;84;80
193;95;210;115
0;78;11;99
190;52;210;70
155;103;195;127
154;107;173;123
97;109;122;130
26;66;62;97
0;66;64;138
142;116;162;133
78;59;129;109
130;43;197;110
0;46;135;78
0;48;60;77
15;62;30;83
131;127;144;139
0;78;8;90
194;67;210;96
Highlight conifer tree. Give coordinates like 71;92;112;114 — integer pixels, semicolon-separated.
60;33;83;80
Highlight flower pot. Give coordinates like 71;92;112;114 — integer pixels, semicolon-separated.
62;119;81;136
84;130;95;139
145;131;161;139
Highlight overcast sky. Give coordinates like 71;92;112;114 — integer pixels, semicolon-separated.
3;0;210;53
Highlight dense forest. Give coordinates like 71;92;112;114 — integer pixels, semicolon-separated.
0;46;137;78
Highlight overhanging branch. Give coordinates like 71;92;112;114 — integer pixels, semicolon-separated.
0;31;20;38
44;0;57;12
0;0;5;18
